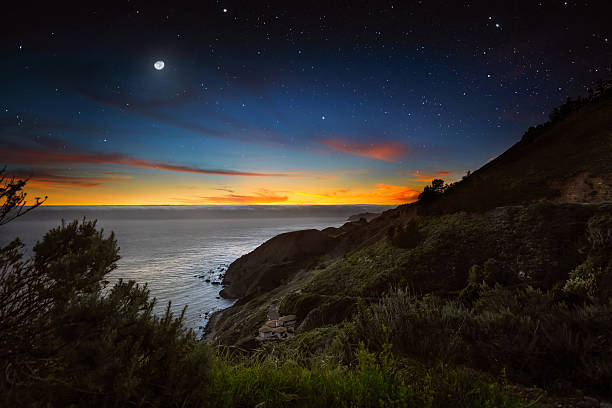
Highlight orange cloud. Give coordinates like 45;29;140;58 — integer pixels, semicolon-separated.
292;184;420;204
411;172;434;182
410;170;453;182
0;146;290;177
321;138;410;162
373;184;421;203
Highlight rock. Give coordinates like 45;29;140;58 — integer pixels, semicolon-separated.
205;279;211;283
576;397;599;408
222;229;337;299
211;281;221;285
219;288;235;299
347;212;380;223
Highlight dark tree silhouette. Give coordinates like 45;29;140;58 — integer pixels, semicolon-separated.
0;169;212;407
0;167;46;226
417;178;448;202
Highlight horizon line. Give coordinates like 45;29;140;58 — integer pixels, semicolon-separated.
34;203;399;207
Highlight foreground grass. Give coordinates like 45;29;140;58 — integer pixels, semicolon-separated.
207;345;541;408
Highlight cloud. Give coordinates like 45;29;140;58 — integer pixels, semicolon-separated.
80;89;288;145
296;189;351;198
0;145;291;177
81;89;229;138
10;169;131;189
320;138;410;162
293;184;420;204
410;170;452;182
373;184;421;203
411;172;434;182
198;189;289;204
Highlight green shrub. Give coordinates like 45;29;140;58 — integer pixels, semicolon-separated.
564;260;600;298
353;287;612;393
564;214;612;300
0;220;213;407
387;218;423;249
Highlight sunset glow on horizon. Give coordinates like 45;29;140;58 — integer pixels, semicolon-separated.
17;165;430;206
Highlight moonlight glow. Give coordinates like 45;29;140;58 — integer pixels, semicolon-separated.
154;60;165;70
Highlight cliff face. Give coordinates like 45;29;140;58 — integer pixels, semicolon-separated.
209;94;612;347
219;215;397;301
553;172;612;203
220;229;336;299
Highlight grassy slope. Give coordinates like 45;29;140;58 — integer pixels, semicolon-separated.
425;97;612;213
208;346;542;408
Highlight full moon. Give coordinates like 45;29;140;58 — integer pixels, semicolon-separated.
154;60;165;70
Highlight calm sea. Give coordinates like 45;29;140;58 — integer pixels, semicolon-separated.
0;205;389;336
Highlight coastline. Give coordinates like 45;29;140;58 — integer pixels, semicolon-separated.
202;309;225;342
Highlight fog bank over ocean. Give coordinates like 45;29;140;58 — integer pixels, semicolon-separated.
0;205;392;336
5;204;393;221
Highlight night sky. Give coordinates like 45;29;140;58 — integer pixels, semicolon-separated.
1;1;610;205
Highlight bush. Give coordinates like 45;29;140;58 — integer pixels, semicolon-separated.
0;219;213;407
387;218;423;249
564;214;612;300
353;287;612;394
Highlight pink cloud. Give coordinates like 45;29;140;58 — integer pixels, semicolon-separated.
0;146;290;177
320;138;410;162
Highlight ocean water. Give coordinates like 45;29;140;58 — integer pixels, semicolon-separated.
0;205;389;336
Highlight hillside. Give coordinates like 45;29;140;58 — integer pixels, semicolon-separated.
209;91;612;400
423;95;612;213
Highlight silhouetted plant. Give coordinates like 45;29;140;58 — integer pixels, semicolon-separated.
418;179;448;202
0;174;213;407
0;166;45;226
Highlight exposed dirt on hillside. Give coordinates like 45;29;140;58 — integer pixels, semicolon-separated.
552;171;612;203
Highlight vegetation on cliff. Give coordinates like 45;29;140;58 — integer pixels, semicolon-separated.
210;88;612;404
